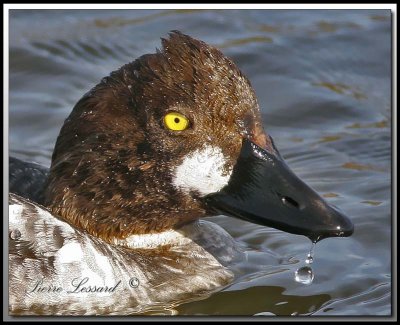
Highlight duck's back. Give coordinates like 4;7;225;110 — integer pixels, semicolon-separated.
9;157;49;204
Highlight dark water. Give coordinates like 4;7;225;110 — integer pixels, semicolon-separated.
8;9;392;316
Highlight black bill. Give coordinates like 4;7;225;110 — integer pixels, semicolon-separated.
205;138;354;242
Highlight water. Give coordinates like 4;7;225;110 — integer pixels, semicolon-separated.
8;9;392;316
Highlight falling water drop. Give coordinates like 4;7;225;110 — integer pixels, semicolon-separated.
294;266;314;285
295;241;316;285
305;242;316;264
305;255;314;264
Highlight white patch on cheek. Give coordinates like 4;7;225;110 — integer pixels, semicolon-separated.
172;146;232;196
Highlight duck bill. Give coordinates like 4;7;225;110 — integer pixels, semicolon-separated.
204;138;354;242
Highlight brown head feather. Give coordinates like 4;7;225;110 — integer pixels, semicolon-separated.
44;31;269;242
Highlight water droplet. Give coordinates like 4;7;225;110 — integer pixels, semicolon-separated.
295;241;316;284
10;229;21;240
305;255;314;264
295;266;314;285
305;242;316;264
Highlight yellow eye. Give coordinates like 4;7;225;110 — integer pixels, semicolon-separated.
164;112;190;131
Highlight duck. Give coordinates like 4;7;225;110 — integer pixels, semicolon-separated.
8;31;354;316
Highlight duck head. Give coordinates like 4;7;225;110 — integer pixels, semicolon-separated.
44;31;353;243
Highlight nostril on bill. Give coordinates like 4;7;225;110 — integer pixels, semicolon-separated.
280;195;300;209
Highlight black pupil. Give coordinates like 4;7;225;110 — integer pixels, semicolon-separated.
174;117;180;124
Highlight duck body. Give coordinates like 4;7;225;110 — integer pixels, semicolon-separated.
9;192;240;315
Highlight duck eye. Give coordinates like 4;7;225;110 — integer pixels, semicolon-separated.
164;112;190;131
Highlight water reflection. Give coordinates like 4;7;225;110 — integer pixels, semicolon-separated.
178;286;331;315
